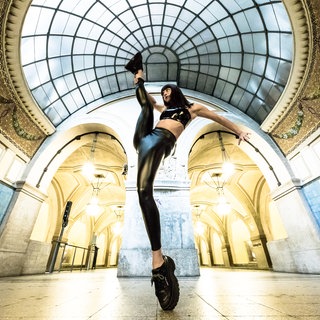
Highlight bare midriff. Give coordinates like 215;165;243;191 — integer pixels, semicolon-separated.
156;119;184;139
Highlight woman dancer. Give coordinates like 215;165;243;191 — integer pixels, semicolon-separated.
125;52;250;310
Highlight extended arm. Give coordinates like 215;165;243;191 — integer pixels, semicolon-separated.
192;103;250;144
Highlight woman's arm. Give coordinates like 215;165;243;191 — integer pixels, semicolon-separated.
191;103;250;144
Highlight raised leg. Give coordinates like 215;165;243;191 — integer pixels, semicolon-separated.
133;78;154;149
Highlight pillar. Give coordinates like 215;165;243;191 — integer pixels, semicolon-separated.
118;175;200;277
222;243;233;267
0;182;47;276
267;179;320;273
251;235;272;269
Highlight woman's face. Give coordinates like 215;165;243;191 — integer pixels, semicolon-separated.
162;88;172;103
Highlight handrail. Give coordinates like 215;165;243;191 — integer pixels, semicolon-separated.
47;240;98;272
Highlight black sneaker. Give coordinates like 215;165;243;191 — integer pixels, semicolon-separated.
151;255;180;310
125;52;143;74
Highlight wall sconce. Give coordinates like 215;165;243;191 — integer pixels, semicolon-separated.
218;130;235;180
203;131;234;216
82;133;98;181
86;195;101;216
216;194;231;216
86;173;110;216
205;174;232;216
112;205;124;235
193;204;205;236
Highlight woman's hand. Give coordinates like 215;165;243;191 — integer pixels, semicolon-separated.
238;131;251;145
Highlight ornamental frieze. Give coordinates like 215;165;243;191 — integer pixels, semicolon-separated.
0;96;45;158
270;0;320;155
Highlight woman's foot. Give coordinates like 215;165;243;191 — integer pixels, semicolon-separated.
134;70;145;84
125;52;143;74
151;256;180;310
152;249;164;269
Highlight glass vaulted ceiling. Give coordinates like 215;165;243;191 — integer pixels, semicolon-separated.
21;0;292;126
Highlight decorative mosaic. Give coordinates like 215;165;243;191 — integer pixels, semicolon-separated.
0;1;45;158
271;0;320;155
0;97;45;157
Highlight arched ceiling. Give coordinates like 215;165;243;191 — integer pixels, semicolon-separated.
21;0;292;127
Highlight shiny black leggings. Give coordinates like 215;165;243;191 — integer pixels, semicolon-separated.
133;79;176;251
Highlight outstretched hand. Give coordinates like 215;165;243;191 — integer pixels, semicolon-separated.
238;132;251;145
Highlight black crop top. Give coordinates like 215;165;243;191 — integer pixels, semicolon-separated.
159;107;191;128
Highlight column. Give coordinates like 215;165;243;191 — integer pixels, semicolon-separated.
251;235;272;269
118;159;200;277
0;182;47;276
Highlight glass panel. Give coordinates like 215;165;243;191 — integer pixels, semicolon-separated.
32;86;50;106
280;33;293;60
252;33;267;54
207;2;228;20
246;74;262;93
77;20;95;38
66;0;96;16
238;92;253;111
228;36;241;52
21;37;36;65
62;94;79;114
23;64;40;88
221;83;235;101
50;11;70;34
257;79;274;99
21;0;293;126
233;12;251;33
42;82;59;103
268;33;281;57
211;23;226;38
53;78;70;96
45;103;65;126
60;56;72;74
220;18;238;35
22;7;43;35
242;34;254;53
275;61;291;84
185;0;205;14
252;55;267;74
244;8;264;31
48;36;63;57
86;2;107;22
60;36;73;55
265;57;280;80
260;5;280;31
63;15;82;35
224;1;243;13
80;84;95;103
238;72;251;88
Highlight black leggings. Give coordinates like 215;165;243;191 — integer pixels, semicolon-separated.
133;79;176;251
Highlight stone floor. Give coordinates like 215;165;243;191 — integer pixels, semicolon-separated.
0;267;319;319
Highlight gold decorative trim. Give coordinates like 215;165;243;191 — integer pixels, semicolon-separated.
4;0;55;135
272;104;304;139
261;0;312;132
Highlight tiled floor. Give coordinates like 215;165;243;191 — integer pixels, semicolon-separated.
0;267;319;319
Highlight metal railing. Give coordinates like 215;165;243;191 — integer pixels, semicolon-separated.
47;241;98;272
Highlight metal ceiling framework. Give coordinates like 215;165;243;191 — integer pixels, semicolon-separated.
21;0;292;127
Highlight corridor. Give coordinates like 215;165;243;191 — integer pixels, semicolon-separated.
0;267;319;319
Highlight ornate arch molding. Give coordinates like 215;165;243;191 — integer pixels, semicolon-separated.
4;0;55;135
261;0;312;132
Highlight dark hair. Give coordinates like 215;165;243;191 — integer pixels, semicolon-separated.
161;84;193;109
